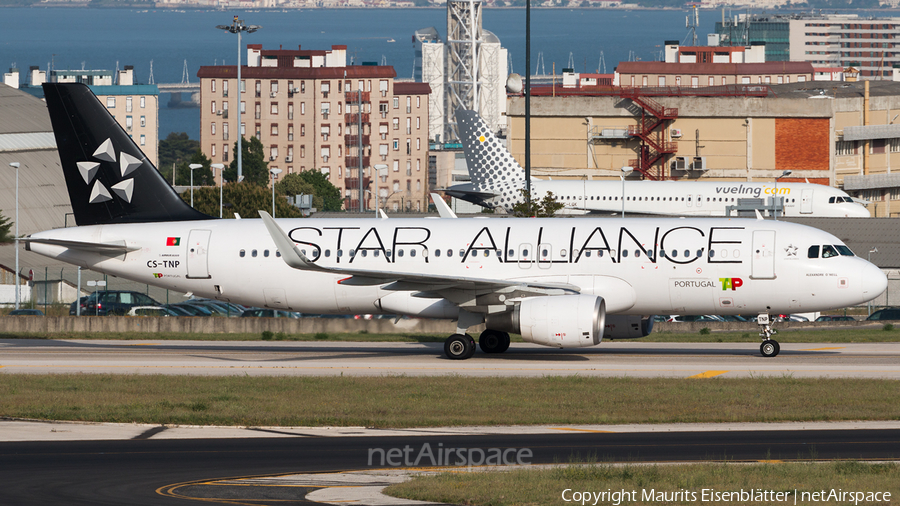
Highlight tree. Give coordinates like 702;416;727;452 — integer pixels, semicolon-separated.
186;182;303;219
511;189;565;217
295;170;343;211
172;150;214;187
0;212;13;244
274;173;324;211
158;132;200;183
223;137;270;188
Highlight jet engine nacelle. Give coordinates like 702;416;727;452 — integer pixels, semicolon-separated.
604;315;654;339
486;294;606;348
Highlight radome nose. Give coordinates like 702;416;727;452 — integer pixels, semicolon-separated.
861;261;887;299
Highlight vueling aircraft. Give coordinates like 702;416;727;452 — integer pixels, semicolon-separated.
26;84;885;359
446;110;870;218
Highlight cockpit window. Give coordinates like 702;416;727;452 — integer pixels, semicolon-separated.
828;196;836;204
836;245;854;256
822;245;839;258
808;245;820;259
844;197;853;203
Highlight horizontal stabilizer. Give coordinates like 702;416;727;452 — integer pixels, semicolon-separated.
23;237;138;255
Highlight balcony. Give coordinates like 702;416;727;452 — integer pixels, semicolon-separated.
344;176;371;190
344;91;370;103
345;113;370;124
345;156;370;168
344;134;371;147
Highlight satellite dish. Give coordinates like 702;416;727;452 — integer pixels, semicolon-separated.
506;73;523;94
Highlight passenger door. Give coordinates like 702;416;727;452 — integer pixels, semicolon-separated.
751;230;776;279
186;229;212;279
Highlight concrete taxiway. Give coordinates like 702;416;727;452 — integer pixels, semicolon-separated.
2;339;900;378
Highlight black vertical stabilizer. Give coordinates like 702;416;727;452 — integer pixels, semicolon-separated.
43;82;213;226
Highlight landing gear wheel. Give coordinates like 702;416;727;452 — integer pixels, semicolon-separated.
444;334;476;360
760;340;780;358
479;330;511;354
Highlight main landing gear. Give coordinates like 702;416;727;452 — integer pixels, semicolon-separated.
757;312;780;358
443;330;512;360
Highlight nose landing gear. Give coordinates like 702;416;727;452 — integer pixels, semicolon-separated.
757;312;780;358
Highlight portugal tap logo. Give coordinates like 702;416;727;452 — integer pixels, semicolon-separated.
720;277;743;291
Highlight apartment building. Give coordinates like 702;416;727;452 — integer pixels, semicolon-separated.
198;44;430;212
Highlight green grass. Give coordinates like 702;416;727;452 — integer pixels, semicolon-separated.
0;326;898;343
386;462;900;506
1;375;898;427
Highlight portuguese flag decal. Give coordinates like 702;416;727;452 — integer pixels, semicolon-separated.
166;237;181;246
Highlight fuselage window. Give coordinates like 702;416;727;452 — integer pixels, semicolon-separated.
240;249;246;257
708;250;715;258
350;249;356;257
541;249;549;257
659;249;666;258
522;249;529;257
822;245;839;258
447;249;452;257
264;250;269;257
459;249;465;257
337;250;343;257
647;249;653;257
361;250;368;257
634;249;641;258
835;245;854;256
597;250;604;258
325;249;331;257
483;250;490;257
585;250;592;257
682;250;689;258
252;249;258;257
622;249;629;258
508;249;515;257
721;249;728;258
496;250;502;257
301;249;306;256
386;250;392;258
277;251;283;258
410;249;417;257
398;249;404;257
374;250;380;257
732;249;740;259
435;249;441;257
561;249;567;258
696;249;703;258
671;249;678;258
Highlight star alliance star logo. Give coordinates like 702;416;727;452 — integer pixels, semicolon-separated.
78;138;141;205
784;244;798;256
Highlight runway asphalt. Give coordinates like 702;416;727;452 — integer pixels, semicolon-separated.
2;339;900;378
2;429;899;505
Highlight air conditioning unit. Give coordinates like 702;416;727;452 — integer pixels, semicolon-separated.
670;128;683;138
270;156;277;161
285;156;292;162
216;110;223;116
690;156;707;171
670;156;686;171
270;92;277;98
292;87;300;93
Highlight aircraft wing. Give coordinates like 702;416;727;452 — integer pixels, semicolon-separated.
259;211;579;298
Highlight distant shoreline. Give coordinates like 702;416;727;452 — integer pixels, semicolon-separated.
8;4;900;11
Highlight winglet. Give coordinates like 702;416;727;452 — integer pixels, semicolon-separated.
258;211;324;272
379;209;389;219
430;193;457;219
754;209;764;220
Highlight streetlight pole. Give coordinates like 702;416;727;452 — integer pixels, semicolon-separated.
211;163;224;218
773;169;792;220
270;168;282;217
216;16;261;183
189;163;202;207
868;247;879;316
9;162;20;310
374;164;387;218
620;166;633;219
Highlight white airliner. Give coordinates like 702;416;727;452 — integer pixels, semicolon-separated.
446;110;870;218
25;84;886;359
